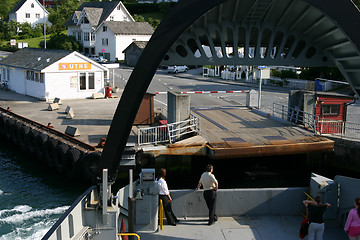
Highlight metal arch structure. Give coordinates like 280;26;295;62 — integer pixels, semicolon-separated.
99;0;360;180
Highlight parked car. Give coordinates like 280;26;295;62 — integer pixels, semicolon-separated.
89;55;108;63
167;65;188;73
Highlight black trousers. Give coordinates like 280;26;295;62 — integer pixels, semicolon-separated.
203;189;217;224
159;194;177;225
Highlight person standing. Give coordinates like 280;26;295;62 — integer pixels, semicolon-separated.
344;197;360;240
303;196;331;240
157;168;178;226
196;164;218;225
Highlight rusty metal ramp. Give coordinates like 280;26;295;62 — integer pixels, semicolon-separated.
191;106;334;159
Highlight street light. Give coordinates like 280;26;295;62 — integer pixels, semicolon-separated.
43;0;46;49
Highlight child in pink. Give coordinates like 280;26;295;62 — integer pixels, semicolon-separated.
345;198;360;240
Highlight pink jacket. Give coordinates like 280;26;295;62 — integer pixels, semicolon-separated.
345;208;360;231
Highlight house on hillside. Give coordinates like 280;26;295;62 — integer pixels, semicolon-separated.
0;48;108;100
65;1;153;62
123;41;148;66
9;0;52;27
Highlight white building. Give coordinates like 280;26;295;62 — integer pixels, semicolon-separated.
9;0;51;27
65;1;153;62
0;48;109;100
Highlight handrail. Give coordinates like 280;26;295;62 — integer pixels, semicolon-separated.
41;185;96;240
159;199;164;231
118;233;141;240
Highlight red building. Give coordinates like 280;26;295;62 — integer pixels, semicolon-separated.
289;90;355;134
315;92;355;133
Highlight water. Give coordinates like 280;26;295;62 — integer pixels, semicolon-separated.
0;140;85;239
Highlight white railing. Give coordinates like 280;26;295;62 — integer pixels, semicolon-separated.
269;103;360;140
138;114;200;146
318;119;360;140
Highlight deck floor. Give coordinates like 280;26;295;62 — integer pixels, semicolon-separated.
138;216;347;240
190;106;333;158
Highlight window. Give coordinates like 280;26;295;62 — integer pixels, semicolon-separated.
321;104;340;116
102;38;108;46
26;13;30;18
103;26;107;32
79;72;95;90
82;17;89;24
110;16;114;21
84;32;89;42
79;73;86;90
117;5;121;10
77;32;82;41
88;73;94;89
36;13;40;19
31;3;34;8
90;33;95;41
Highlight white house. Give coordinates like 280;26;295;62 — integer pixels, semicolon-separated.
9;0;51;27
65;1;153;62
0;48;109;100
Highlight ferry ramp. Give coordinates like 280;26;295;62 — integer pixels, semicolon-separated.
141;106;334;159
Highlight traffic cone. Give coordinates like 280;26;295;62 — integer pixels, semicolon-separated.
120;218;128;240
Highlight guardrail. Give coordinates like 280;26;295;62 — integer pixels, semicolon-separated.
269;103;360;140
269;103;320;133
138;114;200;146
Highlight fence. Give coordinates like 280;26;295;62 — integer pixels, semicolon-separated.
269;103;360;140
138;114;200;146
269;103;319;133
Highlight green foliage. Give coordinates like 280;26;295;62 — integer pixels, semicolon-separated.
124;2;176;15
271;69;297;79
48;0;81;32
133;14;145;22
147;17;161;29
0;0;17;20
41;33;82;51
298;67;345;81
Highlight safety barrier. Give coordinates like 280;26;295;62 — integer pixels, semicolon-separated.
269;103;360;140
269;103;320;133
303;192;315;218
138;114;200;146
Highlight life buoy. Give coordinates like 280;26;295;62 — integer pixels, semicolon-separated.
4;118;15;140
17;125;30;152
34;133;48;162
63;148;82;179
53;144;69;173
0;115;6;136
82;151;101;184
42;138;59;168
26;129;39;154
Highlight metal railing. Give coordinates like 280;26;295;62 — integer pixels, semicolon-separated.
318;119;360;140
269;103;320;133
269;103;360;140
138;114;200;146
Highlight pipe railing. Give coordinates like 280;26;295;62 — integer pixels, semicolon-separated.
138;114;200;146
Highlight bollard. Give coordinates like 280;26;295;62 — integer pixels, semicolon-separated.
65;126;80;137
66;108;74;119
48;103;59;111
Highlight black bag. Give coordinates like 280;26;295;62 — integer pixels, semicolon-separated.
299;218;309;239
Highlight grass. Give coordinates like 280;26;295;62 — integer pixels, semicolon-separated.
1;30;68;49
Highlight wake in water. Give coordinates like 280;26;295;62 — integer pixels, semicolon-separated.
0;204;69;240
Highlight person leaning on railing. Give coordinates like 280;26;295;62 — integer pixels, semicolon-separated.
303;196;331;240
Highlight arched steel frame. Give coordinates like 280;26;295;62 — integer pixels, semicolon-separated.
99;0;360;180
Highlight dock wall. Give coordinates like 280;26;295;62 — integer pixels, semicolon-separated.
170;187;308;217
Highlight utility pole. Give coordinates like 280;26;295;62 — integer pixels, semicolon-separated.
43;0;46;49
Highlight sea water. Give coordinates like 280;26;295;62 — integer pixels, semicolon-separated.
0;141;85;239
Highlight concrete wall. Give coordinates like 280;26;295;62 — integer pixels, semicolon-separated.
170;187;308;218
167;92;190;123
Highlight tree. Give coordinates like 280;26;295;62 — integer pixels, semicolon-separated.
41;33;82;51
48;0;81;32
